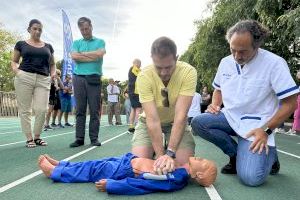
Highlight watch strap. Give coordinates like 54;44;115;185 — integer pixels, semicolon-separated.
264;127;273;135
166;149;176;158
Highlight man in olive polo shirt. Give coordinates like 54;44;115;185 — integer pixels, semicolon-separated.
132;37;197;175
70;17;106;147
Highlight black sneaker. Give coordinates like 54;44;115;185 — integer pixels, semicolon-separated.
221;156;237;174
91;140;101;146
69;140;84;148
270;160;280;175
115;122;123;125
51;123;57;127
128;128;135;134
44;125;53;131
65;123;73;127
57;123;65;128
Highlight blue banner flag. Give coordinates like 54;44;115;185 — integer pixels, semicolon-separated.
62;9;75;80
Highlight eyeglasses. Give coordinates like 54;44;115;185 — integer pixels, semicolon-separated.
161;88;169;107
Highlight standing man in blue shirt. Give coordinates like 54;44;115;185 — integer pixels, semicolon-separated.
70;17;106;147
59;74;73;127
191;20;298;186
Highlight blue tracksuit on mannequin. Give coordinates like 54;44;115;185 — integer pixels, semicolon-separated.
50;153;189;195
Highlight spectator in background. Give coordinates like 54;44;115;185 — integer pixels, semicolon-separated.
44;69;63;131
286;71;300;135
128;59;142;133
187;92;202;125
70;17;105;147
123;88;131;125
200;86;211;113
106;78;122;125
11;19;55;148
51;69;63;128
60;74;73;127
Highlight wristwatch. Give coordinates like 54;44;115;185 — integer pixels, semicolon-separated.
264;127;273;135
166;149;176;159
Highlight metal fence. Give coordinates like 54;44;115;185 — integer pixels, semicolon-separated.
0;91;18;117
0;91;126;117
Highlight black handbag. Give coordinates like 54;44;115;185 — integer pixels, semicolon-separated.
85;74;100;85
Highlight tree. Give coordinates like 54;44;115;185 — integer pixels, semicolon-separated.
0;23;19;91
56;59;63;71
255;0;300;74
0;51;14;91
180;0;300;92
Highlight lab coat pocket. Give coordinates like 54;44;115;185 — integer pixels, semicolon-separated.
244;79;269;100
238;114;264;140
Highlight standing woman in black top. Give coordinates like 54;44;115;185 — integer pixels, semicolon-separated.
11;19;56;148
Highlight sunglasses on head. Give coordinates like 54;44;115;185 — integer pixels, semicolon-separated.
161;88;169;107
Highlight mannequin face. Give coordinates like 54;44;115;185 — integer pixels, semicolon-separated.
189;157;217;187
189;157;206;177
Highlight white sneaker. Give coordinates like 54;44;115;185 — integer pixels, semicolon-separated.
285;129;296;135
276;128;285;134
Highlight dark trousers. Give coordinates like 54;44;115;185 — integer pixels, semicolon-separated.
73;75;101;142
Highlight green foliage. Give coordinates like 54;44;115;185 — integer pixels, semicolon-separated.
0;51;14;91
101;78;109;103
256;0;300;75
0;24;19;91
180;0;300;92
56;60;63;70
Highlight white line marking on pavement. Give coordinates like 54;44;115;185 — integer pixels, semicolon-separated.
0;124;121;147
0;130;22;135
205;185;222;200
0;131;128;193
0;122;115;135
277;149;300;159
0;132;74;147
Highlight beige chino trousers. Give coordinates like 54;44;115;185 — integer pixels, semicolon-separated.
14;70;50;140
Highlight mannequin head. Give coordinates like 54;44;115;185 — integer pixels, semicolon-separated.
188;157;217;187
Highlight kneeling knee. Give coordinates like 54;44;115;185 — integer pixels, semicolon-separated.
191;116;205;131
238;171;267;186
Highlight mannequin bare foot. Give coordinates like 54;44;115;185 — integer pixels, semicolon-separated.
44;154;59;166
95;179;107;192
38;155;55;177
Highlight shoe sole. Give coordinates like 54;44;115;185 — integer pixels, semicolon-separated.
69;144;84;148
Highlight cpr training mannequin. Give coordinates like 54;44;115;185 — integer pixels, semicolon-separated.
38;153;217;195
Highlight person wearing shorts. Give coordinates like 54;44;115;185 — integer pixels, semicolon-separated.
60;74;73;127
127;59;142;133
132;37;197;175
